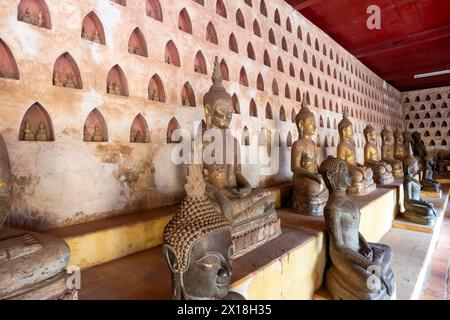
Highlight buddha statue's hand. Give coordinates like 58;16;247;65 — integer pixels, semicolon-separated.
231;187;251;198
360;246;373;260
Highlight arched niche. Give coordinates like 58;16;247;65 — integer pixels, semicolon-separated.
83;108;108;142
263;50;271;67
300;69;305;82
165;41;180;67
178;9;192;34
286;17;292;33
277;57;284;72
239;67;248;87
130;114;150;143
112;0;126;6
297;26;303;40
242;126;250;146
293;44;299;58
282;37;288;51
280;106;286;121
19;102;54;141
232;94;240;114
194;51;207;74
220;59;229;81
272;79;279;96
244;0;252;7
53;52;82;89
430;140;435;146
18;0;51;29
247;42;256;60
128;28;148;57
146;0;163;21
206;22;218;44
106;65;129;96
236;9;245;28
81;11;105;44
289;63;295;77
249;99;258;117
257;73;264;91
265;103;273;120
260;0;267;17
274;9;280;25
253;19;261;37
229;33;238;53
167;117;181;143
285;84;291;99
296;88;301;102
286;132;293;147
269;29;276;45
181;82;196;106
291;109;296;123
0;39;20;80
216;0;227;18
148;74;166;102
441;140;447;146
193;0;204;5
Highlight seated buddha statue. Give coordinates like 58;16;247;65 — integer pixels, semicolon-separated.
201;57;281;258
0;134;77;300
93;126;103;142
337;111;376;195
291;99;328;216
421;156;441;193
411;131;427;174
402;148;437;226
35;123;48;141
163;165;244;300
319;156;396;300
381;126;403;178
363;125;394;185
23;121;35;141
394;129;404;161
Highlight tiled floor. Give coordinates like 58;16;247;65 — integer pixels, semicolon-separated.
421;205;450;300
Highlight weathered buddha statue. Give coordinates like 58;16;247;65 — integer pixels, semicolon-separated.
411;131;428;165
403;130;412;157
381;126;403;178
163;165;244;300
202;57;281;258
93;126;103;142
291;99;328;215
421;156;441;193
21;8;32;24
319;156;396;300
0;134;77;299
394;129;404;161
83;125;93;142
134;130;144;143
23;121;35;141
363;125;394;185
337;111;376;195
402;148;437;226
37;12;44;28
35;123;48;141
93;30;101;43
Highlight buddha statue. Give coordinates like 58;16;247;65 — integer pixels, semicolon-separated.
81;27;88;40
65;74;76;89
134;130;144;143
403;130;413;157
153;89;160;102
35;122;48;141
0;134;77;299
402;148;437;226
202;57;281;258
381;126;403;178
83;125;93;142
363;125;394;185
163;165;244;300
53;72;62;87
93;30;101;43
113;82;121;96
93;126;103;142
21;8;32;24
337;111;376;195
411;131;427;164
421;156;441;193
37;12;44;28
107;81;114;94
291;99;328;216
319;156;396;300
394;129;404;161
23;121;35;141
183;95;191;107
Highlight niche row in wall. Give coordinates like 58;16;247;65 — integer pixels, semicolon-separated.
11;0;401;126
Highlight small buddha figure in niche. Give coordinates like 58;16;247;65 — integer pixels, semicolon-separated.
134;130;144;143
363;125;394;185
37;12;44;28
153;89;159;102
422;156;441;193
381;126;403;178
93;126;103;142
65;74;76;89
21;8;32;24
194;64;201;73
394;129;404;161
411;131;428;164
435;152;448;173
319;156;396;300
291;98;328;216
183;95;191;107
201;57;281;258
163;165;244;300
165;55;172;65
107;81;114;94
402;147;437;226
337;111;376;195
113;82;121;96
83;125;93;142
53;72;63;87
93;30;101;44
35;123;48;141
23;121;35;141
81;27;88;40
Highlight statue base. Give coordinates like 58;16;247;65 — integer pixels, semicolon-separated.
403;211;436;227
374;174;394;186
292;189;328;216
421;189;442;199
392;168;404;179
347;180;376;196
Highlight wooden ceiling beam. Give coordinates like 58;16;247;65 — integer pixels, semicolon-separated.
293;0;323;11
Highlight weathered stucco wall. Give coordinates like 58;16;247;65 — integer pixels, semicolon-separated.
0;0;403;229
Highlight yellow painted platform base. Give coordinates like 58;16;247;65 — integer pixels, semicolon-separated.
47;184;292;270
437;178;450;185
421;190;443;199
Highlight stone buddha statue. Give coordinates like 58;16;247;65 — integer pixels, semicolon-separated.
21;8;32;24
134;130;144;143
83;125;93;142
363;125;394;185
394;129;404;161
411;131;427;166
0;134;77;299
35;123;48;141
163;165;244;300
23;121;35;141
337;111;376;195
402;148;437;226
381;126;403;178
291;99;328;216
319;156;396;300
93;126;103;142
37;12;44;28
201;57;281;258
422;156;441;193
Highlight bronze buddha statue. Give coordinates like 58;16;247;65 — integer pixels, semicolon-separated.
291;99;328;215
163;165;244;300
201;57;281;258
402;148;437;226
337;111;376;195
381;126;403;178
394;129;404;161
319;156;396;300
421;156;441;193
0;134;77;300
363;125;394;185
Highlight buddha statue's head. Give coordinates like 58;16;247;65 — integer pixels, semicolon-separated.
363;125;376;144
163;165;234;300
295;99;316;138
394;129;403;145
203;57;233;130
338;110;353;140
403;145;419;177
411;131;422;144
0;134;12;227
319;156;352;193
381;126;394;145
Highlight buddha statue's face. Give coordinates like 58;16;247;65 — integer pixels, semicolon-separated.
336;162;352;191
406;160;419;176
206;99;233;129
383;132;394;145
182;230;233;300
412;132;421;143
365;130;375;144
342;125;353;140
300;116;316;137
395;134;403;145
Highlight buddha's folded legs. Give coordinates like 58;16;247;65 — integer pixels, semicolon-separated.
293;176;325;196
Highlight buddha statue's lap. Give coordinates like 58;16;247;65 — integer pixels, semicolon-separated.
363;125;394;185
319;157;396;300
